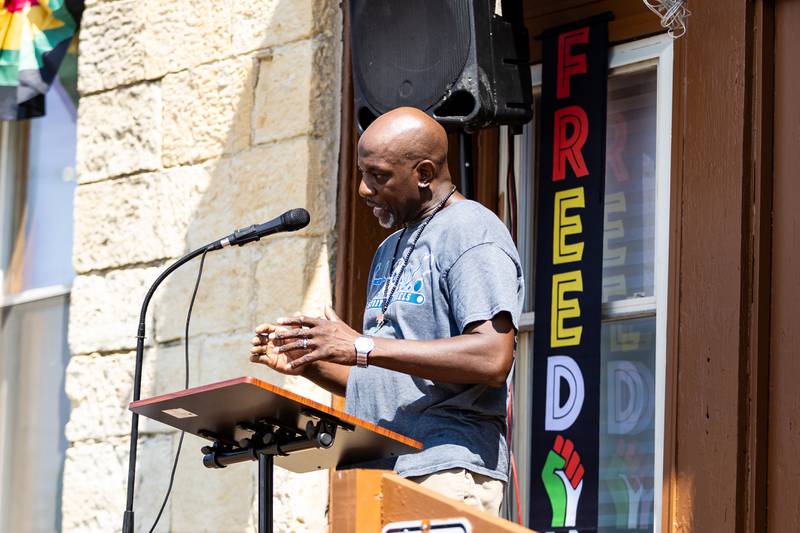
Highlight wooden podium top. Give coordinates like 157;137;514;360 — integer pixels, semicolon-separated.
129;376;423;473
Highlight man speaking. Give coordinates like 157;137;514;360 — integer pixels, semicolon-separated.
250;107;523;515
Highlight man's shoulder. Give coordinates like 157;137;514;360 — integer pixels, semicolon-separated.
436;200;516;249
447;198;495;219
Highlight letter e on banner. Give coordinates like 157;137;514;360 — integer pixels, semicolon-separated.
551;270;583;347
554;187;586;264
545;355;586;431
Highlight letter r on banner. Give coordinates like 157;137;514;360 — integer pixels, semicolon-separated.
552;105;590;181
545;356;586;431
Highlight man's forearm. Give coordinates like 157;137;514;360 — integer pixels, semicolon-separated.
302;361;350;397
368;332;512;387
278;313;516;388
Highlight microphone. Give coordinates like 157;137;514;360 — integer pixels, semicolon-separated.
207;208;310;250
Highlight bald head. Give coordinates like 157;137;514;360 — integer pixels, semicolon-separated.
359;107;449;172
356;107;460;228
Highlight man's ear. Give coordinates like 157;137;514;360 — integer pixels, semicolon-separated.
416;160;436;189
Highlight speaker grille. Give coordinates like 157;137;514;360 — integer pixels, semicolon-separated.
352;0;472;114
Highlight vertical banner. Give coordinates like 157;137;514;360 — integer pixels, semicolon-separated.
530;14;610;532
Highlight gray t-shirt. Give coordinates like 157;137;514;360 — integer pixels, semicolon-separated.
344;199;524;481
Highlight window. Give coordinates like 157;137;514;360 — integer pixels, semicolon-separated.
503;35;673;530
0;76;78;532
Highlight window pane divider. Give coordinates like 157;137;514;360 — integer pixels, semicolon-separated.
0;284;71;309
519;296;657;332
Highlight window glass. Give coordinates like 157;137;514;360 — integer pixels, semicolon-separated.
603;67;657;303
0;295;70;532
0;52;78;533
520;91;541;313
598;316;656;531
5;80;77;293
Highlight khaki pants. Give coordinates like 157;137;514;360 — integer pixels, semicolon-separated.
407;468;505;516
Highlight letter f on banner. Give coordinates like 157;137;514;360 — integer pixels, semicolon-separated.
557;27;589;99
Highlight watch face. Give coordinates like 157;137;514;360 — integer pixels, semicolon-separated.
355;336;374;352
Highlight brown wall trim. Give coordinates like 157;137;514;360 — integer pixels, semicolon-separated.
333;1;393;333
767;1;800;530
666;2;774;532
662;29;684;533
334;0;355;325
523;0;663;62
742;2;773;532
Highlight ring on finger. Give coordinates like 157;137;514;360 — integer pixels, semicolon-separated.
302;338;308;350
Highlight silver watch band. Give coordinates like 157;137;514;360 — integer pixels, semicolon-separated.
355;336;374;368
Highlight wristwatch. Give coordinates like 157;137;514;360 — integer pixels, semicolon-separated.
354;336;374;368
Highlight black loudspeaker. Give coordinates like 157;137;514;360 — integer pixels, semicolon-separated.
350;0;533;132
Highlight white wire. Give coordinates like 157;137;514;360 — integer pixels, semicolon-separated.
642;0;691;38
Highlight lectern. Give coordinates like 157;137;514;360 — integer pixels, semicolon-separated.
130;376;422;533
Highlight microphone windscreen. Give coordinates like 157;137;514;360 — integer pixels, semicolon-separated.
282;208;311;231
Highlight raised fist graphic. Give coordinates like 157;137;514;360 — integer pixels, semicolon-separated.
541;434;585;528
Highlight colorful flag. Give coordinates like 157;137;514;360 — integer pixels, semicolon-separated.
0;0;82;120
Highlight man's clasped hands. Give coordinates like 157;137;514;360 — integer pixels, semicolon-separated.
249;305;362;376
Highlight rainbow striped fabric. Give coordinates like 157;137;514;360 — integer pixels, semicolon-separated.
0;0;82;119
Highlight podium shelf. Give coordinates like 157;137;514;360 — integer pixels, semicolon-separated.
129;376;422;473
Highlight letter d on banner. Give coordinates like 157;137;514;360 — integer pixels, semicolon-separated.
545;356;585;431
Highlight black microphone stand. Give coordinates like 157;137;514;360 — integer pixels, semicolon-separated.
122;242;214;533
121;209;310;533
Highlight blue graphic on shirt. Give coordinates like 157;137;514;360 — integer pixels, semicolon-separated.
367;255;429;310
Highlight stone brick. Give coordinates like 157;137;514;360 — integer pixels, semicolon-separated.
224;138;337;236
196;332;331;404
72;165;216;273
141;344;203;399
64;347;201;442
232;0;338;53
297;235;335;317
69;266;161;355
170;433;255;533
153;246;256;343
283;373;332;407
252;36;339;144
197;333;285;387
61;435;173;533
162;57;255;167
77;0;147;94
271;467;329;532
68;0;344;529
143;0;232;79
76;83;162;183
253;236;328;323
65;353;134;442
139;343;201;434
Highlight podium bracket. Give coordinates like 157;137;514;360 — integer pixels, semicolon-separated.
200;418;338;533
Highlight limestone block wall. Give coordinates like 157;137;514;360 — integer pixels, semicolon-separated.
64;1;342;531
